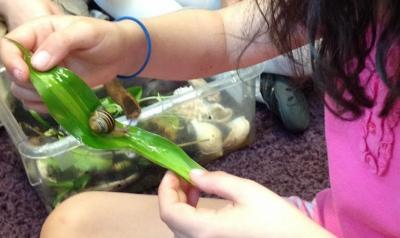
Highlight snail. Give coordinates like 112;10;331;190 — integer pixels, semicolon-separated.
89;108;116;134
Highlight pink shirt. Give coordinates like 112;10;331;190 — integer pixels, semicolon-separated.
316;47;400;237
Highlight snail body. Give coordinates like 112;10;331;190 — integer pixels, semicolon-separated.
89;108;116;134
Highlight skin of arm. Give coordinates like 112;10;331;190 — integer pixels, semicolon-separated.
121;0;283;80
1;0;284;82
0;0;62;30
0;0;287;112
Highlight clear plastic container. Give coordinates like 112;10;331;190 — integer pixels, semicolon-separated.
0;65;261;210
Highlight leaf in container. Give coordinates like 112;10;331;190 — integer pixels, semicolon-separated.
7;38;204;183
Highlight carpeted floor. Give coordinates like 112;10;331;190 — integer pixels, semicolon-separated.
0;93;329;238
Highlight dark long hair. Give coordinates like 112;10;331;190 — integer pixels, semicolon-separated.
255;0;400;118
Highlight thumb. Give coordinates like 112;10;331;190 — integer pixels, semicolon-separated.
190;170;259;203
31;22;97;71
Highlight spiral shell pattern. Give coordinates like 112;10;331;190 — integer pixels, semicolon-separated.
89;109;115;134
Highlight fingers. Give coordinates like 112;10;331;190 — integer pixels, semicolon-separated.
158;171;189;205
11;83;41;102
1;19;53;82
189;170;261;203
186;186;200;207
2;16;104;73
10;82;48;113
1;38;31;83
159;169;260;208
31;20;102;71
30;28;75;71
158;171;200;205
158;171;205;232
158;171;199;224
23;101;49;114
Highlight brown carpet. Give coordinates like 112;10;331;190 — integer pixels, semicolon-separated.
0;93;329;238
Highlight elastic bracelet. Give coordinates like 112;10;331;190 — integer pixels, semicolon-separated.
115;16;152;79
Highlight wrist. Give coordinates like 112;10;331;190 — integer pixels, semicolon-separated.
294;216;337;238
114;18;150;78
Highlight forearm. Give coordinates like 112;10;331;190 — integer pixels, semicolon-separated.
0;0;12;15
118;0;282;80
117;9;230;80
289;215;337;238
145;9;229;79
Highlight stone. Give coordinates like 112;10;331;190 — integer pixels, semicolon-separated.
53;0;89;16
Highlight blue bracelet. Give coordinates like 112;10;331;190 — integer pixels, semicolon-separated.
115;16;152;79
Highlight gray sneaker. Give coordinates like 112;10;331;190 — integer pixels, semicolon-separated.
258;73;310;133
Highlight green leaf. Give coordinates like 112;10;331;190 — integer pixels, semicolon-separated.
8;38;203;182
47;174;91;208
72;174;91;190
100;98;124;117
29;110;51;128
45;147;113;174
127;86;143;100
70;147;114;172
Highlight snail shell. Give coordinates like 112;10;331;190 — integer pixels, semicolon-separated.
190;120;223;158
222;116;250;150
89;109;115;134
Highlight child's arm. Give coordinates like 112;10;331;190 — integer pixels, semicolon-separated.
124;0;284;80
1;0;302;83
0;0;62;30
0;0;307;111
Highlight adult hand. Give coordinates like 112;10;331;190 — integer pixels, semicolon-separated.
158;170;335;238
0;15;144;112
0;0;63;30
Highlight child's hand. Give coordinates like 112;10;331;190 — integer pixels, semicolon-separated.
1;0;62;30
0;15;145;112
158;170;335;238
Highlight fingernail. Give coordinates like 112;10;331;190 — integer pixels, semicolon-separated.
13;69;24;81
190;169;206;178
31;51;50;69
